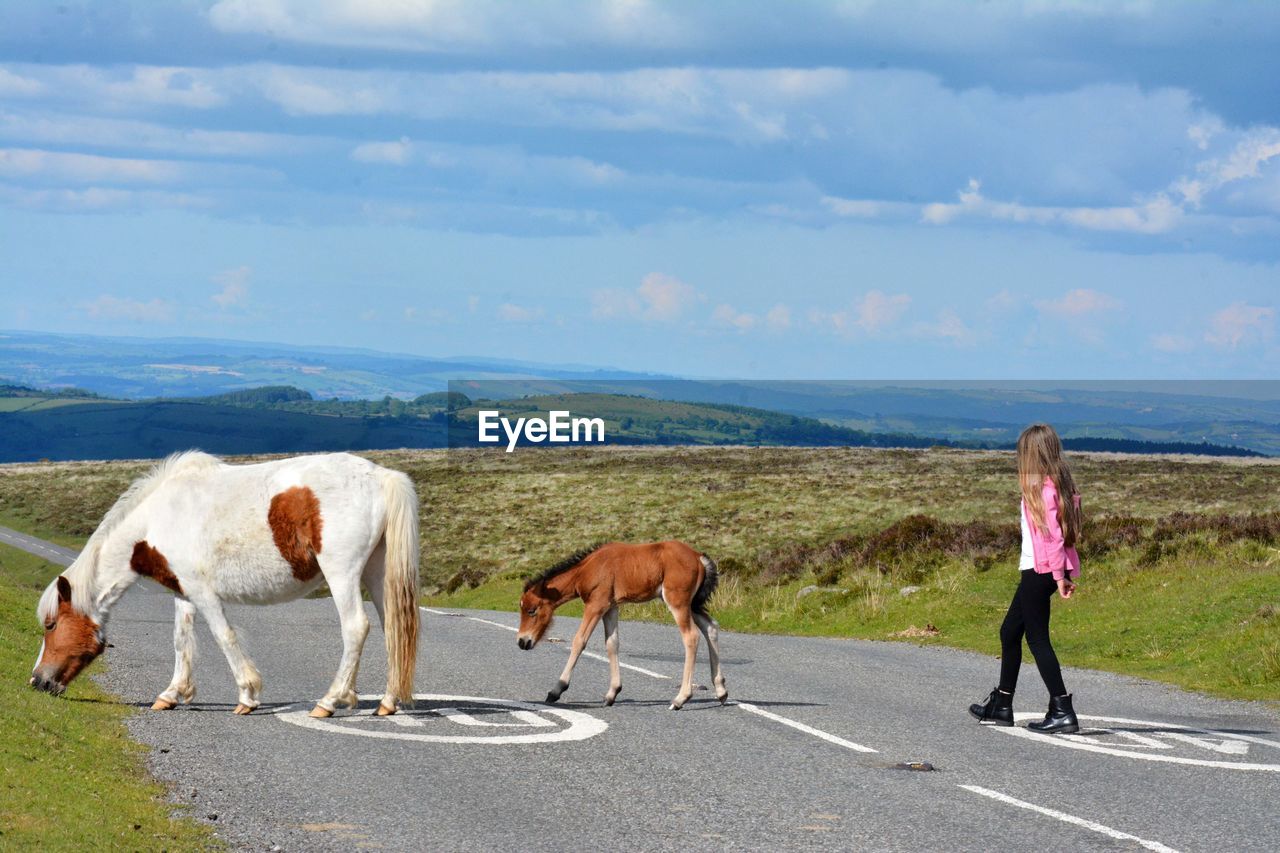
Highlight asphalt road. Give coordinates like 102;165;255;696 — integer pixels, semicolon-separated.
10;528;1280;851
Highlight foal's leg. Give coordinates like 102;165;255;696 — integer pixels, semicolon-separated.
602;605;622;706
310;571;371;718
692;611;728;704
667;603;701;711
195;597;262;714
152;598;197;710
546;603;606;704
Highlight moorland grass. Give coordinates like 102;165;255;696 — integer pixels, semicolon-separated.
1;446;1276;702
0;543;217;850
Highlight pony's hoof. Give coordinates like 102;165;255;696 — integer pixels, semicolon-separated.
375;703;397;716
233;703;256;715
717;692;729;705
151;698;176;711
545;692;561;704
604;695;616;707
669;701;684;711
308;705;333;718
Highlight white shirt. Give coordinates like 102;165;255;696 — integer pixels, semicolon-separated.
1019;499;1035;571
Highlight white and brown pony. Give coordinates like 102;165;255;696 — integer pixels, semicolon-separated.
31;451;420;718
517;541;727;710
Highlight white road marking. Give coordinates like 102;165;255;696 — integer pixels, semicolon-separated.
435;707;555;728
999;713;1280;772
421;606;672;679
276;693;607;745
733;701;878;754
422;606;882;754
958;785;1181;853
580;649;671;679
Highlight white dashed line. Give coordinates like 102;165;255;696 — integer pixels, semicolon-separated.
958;785;1181;853
422;605;879;753
733;701;878;753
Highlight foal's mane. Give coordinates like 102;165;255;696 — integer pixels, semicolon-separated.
523;543;604;592
39;450;220;622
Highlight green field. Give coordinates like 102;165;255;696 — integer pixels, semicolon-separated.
0;446;1277;701
0;543;217;850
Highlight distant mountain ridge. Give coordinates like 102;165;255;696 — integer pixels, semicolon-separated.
3;330;1279;455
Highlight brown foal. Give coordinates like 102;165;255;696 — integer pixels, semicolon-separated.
516;541;728;710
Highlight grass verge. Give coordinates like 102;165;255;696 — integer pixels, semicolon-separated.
0;543;218;851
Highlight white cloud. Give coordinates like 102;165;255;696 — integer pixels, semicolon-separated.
711;303;757;332
765;303;791;331
592;272;699;323
81;295;175;323
211;266;251;308
637;272;697;321
913;309;977;346
352;136;413;165
0;69;44;98
810;290;911;338
922;179;1184;235
497;302;544;323
0;110;304;158
1036;288;1122;318
0;148;183;184
1204;302;1275;349
855;290;911;332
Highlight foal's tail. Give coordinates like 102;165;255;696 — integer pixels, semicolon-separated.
692;553;719;617
380;469;420;709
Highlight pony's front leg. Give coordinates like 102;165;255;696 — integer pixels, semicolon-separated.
546;606;605;703
309;576;370;718
668;605;700;710
197;598;263;715
602;605;622;706
693;611;728;704
152;598;197;711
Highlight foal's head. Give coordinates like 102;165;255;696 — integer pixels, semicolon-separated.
516;582;557;650
31;576;105;695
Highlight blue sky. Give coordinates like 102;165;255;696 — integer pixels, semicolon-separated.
1;1;1277;379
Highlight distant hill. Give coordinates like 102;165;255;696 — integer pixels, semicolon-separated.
0;330;663;400
0;385;1265;461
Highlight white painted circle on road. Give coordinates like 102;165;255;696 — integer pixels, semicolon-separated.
997;713;1280;772
276;693;607;745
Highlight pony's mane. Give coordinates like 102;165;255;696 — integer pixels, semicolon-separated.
523;543;604;592
38;450;220;623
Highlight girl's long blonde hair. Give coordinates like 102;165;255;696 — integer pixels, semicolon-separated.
1018;423;1081;548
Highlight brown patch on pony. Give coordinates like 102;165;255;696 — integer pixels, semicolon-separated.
269;486;324;581
130;540;183;594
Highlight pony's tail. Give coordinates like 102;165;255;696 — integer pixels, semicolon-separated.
379;469;420;711
692;553;718;617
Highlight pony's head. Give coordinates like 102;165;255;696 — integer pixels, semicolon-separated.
31;576;105;695
517;582;557;650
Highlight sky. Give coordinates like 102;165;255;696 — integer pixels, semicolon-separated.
1;0;1278;379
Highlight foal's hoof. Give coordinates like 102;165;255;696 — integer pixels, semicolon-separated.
308;705;333;718
545;692;561;704
669;701;684;711
151;698;176;711
233;703;255;715
375;703;397;717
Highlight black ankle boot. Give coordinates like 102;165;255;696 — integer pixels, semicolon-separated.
1027;694;1079;734
968;687;1014;726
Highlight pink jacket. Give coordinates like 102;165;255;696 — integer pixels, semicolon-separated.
1024;478;1081;581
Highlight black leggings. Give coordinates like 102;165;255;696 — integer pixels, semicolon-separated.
998;570;1067;697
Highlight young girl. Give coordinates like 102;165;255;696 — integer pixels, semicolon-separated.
969;423;1082;733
